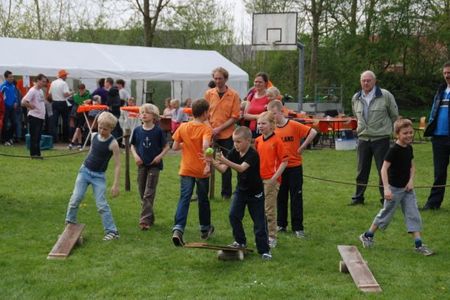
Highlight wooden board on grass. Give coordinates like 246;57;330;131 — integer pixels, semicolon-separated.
184;242;253;261
337;245;382;293
47;223;85;260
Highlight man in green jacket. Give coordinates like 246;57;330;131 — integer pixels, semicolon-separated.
350;70;398;206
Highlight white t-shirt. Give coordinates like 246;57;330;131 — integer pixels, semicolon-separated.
49;78;70;101
23;87;46;119
362;88;376;105
119;88;131;101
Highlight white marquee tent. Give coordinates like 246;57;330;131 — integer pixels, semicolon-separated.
0;37;249;102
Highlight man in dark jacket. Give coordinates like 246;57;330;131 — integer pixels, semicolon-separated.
422;61;450;210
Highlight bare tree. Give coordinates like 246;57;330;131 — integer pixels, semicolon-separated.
132;0;170;47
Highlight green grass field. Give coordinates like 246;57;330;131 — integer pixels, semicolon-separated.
1;142;449;299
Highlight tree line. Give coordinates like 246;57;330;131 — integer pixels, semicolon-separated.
1;0;449;112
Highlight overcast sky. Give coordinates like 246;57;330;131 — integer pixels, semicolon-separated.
230;0;252;43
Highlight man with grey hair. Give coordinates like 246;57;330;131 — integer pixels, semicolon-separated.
350;70;399;205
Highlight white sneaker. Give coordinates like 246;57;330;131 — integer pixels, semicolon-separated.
269;238;277;248
295;230;305;238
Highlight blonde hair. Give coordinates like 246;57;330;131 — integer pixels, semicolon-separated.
97;111;117;129
170;99;180;107
267;87;280;99
267;99;283;112
394;118;413;135
258;111;276;130
233;126;252;140
140;103;160;121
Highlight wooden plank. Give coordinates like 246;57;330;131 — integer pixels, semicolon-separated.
337;245;382;293
48;224;85;260
184;242;253;253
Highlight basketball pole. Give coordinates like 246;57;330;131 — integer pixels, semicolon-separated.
297;42;305;112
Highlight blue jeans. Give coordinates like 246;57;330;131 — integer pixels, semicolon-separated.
229;190;269;254
65;165;118;234
173;176;211;233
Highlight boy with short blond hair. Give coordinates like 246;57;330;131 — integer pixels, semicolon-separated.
267;100;317;238
266;86;281;101
359;118;433;256
130;103;170;230
65;111;121;241
254;111;289;248
171;99;214;246
213;126;272;260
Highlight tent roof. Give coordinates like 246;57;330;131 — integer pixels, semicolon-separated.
0;37;248;81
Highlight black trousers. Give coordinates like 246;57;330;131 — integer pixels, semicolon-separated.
215;137;233;197
28;115;43;157
425;136;450;208
277;166;304;231
352;138;390;203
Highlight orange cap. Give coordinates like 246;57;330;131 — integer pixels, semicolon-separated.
58;69;69;78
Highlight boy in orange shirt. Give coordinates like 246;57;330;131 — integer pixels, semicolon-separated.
268;100;317;238
171;99;214;246
254;111;288;248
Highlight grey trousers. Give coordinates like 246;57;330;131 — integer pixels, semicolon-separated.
372;186;422;233
137;166;160;225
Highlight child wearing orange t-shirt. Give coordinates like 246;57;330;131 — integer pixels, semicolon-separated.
268;100;317;238
171;99;214;246
254;111;288;248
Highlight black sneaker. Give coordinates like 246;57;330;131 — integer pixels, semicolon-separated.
172;229;185;247
261;252;272;260
30;155;44;160
420;205;440;211
200;225;215;240
349;200;364;206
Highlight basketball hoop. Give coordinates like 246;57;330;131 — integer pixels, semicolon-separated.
251;12;298;51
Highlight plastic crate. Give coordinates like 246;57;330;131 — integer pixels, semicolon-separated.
25;133;53;150
335;138;357;150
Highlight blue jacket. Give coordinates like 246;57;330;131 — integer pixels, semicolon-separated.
0;81;17;107
424;83;448;137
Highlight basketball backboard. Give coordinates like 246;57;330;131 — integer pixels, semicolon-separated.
252;12;298;51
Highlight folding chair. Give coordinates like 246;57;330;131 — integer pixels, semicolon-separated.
414;116;427;142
